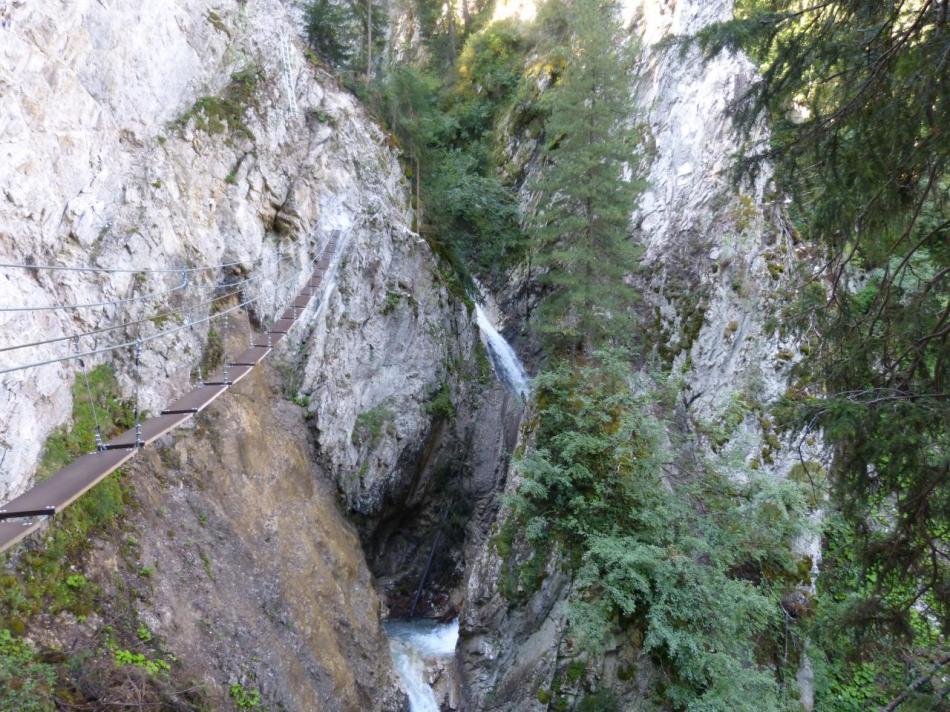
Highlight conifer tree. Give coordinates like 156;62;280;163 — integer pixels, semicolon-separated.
701;0;950;638
528;0;643;356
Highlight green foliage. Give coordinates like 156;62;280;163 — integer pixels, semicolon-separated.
352;404;395;447
38;364;134;478
800;510;949;710
0;629;56;712
381;290;401;315
176;66;263;139
65;574;87;590
702;0;950;645
366;21;529;283
504;351;809;709
229;682;261;709
303;0;385;75
526;0;644;354
577;689;618;712
425;384;455;420
113;648;170;676
304;0;355;66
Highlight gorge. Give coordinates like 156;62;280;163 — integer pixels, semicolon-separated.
1;0;947;710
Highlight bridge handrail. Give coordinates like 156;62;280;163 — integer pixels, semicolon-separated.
0;244;325;377
0;250;295;356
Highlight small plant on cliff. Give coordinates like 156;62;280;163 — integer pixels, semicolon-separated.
113;648;171;676
351;404;394;448
175;65;264;140
0;629;56;712
229;682;261;709
424;384;454;420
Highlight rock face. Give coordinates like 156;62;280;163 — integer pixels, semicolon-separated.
0;0;413;503
458;0;823;709
85;343;407;711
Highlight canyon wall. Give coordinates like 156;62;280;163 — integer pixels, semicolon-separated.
458;1;822;708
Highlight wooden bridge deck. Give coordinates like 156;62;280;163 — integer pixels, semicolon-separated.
0;231;341;553
0;449;135;518
204;363;254;386
231;346;272;366
270;318;296;334
104;412;194;449
162;384;228;414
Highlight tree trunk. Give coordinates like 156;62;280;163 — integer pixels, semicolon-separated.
366;0;372;82
447;2;458;59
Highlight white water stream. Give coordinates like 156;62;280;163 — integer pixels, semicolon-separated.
474;303;529;398
386;619;459;712
384;305;524;710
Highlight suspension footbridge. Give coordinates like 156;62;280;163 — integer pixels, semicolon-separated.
0;230;342;554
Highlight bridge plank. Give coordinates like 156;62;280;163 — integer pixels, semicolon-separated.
253;331;285;347
0;448;135;517
270;318;296;334
204;363;253;386
291;295;310;308
161;384;228;414
104;412;193;450
230;346;271;366
0;520;43;553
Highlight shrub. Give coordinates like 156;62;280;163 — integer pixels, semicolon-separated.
176;66;263;139
352;405;394;447
0;629;56;712
229;683;261;709
503;350;808;709
425;384;454;420
113;649;170;676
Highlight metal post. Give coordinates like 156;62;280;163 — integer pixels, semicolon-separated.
133;339;143;448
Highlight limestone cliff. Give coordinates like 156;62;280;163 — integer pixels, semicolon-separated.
1;0;414;503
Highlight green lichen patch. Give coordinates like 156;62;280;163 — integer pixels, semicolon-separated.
351;404;395;448
175;65;264;141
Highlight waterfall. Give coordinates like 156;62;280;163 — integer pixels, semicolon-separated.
386;619;459;712
474;303;529;399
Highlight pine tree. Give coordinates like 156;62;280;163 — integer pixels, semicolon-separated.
528;0;643;356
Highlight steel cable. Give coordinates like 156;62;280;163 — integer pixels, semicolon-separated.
0;257;246;275
0;248;326;377
0;253;292;355
0;271;191;313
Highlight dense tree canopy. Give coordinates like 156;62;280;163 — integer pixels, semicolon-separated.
701;0;949;704
703;0;949;627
